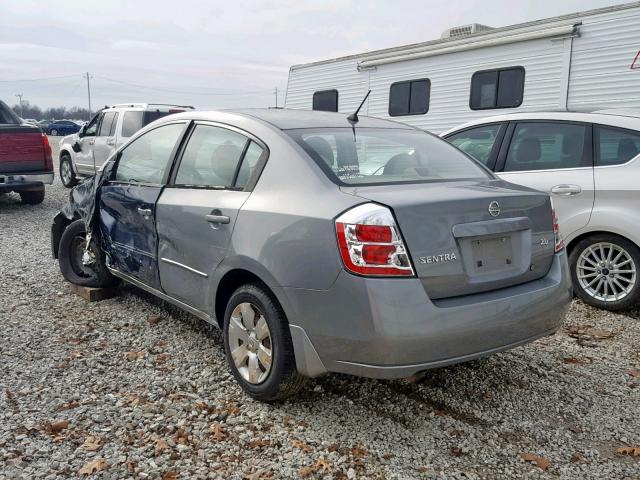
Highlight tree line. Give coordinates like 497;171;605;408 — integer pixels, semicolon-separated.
11;101;93;121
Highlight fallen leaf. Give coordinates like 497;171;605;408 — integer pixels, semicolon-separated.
627;370;640;378
126;460;136;472
434;409;447;417
570;452;591;464
46;420;69;434
155;439;170;455
616;446;640;457
175;426;189;444
162;470;179;480
58;400;80;411
210;423;227;441
567;326;615;341
563;357;592;365
79;458;109;475
416;466;432;473
245;469;273;480
350;445;369;457
147;314;162;325
315;458;332;473
291;439;313;453
450;446;464;457
299;466;315;478
123;351;145;361
482;391;493;401
519;452;551;471
81;435;102;451
248;439;272;449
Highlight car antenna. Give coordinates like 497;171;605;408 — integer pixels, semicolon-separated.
347;89;371;140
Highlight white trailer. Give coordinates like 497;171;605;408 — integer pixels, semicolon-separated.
285;2;640;134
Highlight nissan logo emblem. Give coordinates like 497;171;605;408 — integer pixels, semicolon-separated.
488;201;501;217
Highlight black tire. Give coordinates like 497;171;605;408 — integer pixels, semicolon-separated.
569;233;640;311
223;283;306;401
19;187;45;205
58;219;118;288
59;154;78;188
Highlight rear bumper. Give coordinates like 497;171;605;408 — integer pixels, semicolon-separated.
0;171;54;191
282;250;572;379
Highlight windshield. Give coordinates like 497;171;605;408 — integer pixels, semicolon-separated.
287;128;491;185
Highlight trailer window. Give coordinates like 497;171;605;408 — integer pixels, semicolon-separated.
389;79;430;116
312;90;338;112
470;67;524;110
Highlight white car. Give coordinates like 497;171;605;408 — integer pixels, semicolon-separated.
58;103;193;187
442;110;640;311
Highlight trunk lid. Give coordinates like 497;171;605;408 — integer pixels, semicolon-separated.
341;179;556;299
0;125;47;173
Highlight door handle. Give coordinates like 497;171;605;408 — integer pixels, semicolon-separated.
106;138;115;146
138;207;153;217
550;184;581;196
206;214;230;224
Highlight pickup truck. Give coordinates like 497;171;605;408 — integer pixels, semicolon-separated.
0;100;53;204
58;103;193;187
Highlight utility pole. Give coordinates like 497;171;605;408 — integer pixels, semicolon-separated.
274;87;278;108
84;72;92;118
15;93;23;117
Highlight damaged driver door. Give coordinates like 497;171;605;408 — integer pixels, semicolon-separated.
98;122;187;289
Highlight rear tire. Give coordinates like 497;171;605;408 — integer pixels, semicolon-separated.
58;219;118;288
19;187;45;205
59;154;78;188
223;283;306;401
569;234;640;311
50;129;58;136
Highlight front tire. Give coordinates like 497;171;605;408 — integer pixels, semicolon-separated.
223;284;306;401
19;187;45;205
58;219;118;288
59;154;78;188
570;234;640;311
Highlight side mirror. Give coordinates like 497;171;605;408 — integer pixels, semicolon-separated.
78;125;87;137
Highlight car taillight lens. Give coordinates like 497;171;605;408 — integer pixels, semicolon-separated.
552;207;564;252
42;133;53;171
335;203;414;277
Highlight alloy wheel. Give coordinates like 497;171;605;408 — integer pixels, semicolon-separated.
61;160;72;185
576;242;637;302
227;302;273;384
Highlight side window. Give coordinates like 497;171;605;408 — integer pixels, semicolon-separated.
84;113;102;136
389;79;430;116
446;124;503;166
595;126;640;166
114;123;184;184
504;122;587;172
470;67;524;110
312;90;338;112
98;112;116;136
108;112;119;136
174;125;248;188
235;141;265;189
121;111;144;137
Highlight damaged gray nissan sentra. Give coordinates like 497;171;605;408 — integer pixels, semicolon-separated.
51;108;572;401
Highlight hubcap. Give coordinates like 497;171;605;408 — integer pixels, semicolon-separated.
61;160;71;184
577;242;636;302
227;302;272;384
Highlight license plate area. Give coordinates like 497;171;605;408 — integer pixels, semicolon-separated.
471;235;513;273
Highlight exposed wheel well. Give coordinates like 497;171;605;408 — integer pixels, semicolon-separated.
60;150;71;160
567;231;639;255
214;269;274;327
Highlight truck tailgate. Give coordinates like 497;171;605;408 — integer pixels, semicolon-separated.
0;125;47;173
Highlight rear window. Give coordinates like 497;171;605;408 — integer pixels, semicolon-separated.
288;128;491;185
0;102;20;124
121;110;175;137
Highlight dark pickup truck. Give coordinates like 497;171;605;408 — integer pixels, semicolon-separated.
0;100;53;204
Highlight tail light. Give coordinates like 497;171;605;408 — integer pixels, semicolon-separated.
42;133;53;171
335;203;414;277
552;207;564;252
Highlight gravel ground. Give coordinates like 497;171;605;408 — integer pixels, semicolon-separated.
0;138;639;479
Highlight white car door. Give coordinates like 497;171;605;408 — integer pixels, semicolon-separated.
92;111;119;170
497;121;594;240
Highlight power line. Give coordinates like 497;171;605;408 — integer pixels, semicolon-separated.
94;75;274;96
0;74;82;83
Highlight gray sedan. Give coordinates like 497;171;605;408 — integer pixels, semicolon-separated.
52;109;572;401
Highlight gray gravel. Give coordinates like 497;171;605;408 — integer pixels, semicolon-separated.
0;138;639;479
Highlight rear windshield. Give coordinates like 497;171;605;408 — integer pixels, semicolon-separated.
121;110;177;137
0;101;20;125
287;128;491;185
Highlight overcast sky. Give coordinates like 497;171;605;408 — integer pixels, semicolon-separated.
0;0;624;112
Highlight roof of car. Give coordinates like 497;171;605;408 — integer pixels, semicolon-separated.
440;110;640;136
227;108;416;130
